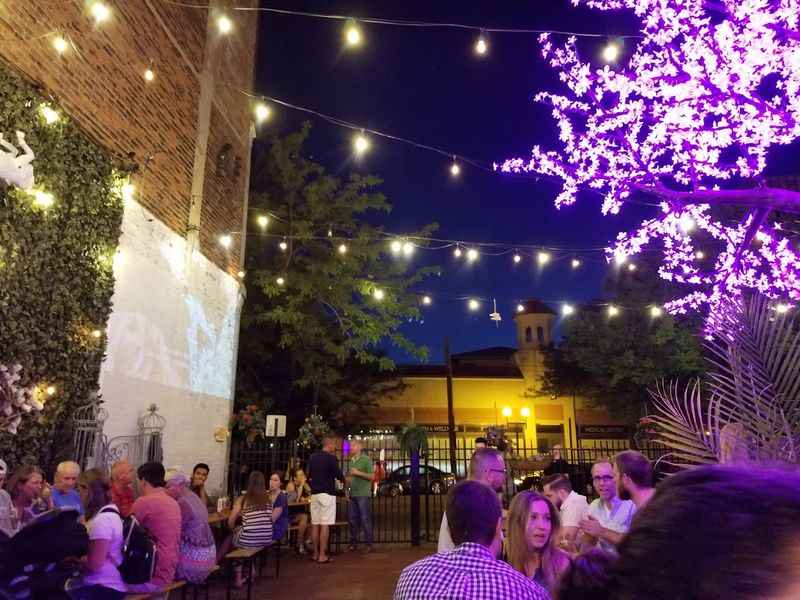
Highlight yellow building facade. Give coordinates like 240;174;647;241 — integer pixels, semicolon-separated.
369;300;627;450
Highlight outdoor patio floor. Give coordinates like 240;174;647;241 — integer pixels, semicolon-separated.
209;543;433;600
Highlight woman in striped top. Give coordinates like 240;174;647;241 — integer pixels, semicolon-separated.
218;471;273;588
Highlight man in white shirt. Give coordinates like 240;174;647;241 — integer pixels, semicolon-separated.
579;458;636;552
437;448;506;553
542;473;589;553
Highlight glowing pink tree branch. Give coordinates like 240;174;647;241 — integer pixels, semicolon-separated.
499;0;800;322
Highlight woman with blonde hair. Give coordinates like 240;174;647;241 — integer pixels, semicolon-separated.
507;490;571;596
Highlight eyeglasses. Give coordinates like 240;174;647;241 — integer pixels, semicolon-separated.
489;468;508;475
592;475;615;483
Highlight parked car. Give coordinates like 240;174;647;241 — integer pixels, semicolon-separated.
378;465;455;496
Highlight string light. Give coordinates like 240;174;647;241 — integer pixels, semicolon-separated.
468;298;480;311
650;306;663;318
91;329;102;339
516;303;525;312
144;68;155;82
422;295;432;305
615;255;627;266
390;240;402;255
90;2;110;23
279;240;288;251
602;42;620;62
345;22;362;46
475;35;488;55
501;406;512;418
338;243;348;254
32;190;54;209
513;254;522;264
52;36;69;54
679;214;696;233
775;303;791;314
255;103;271;123
373;288;385;301
217;15;233;34
257;215;269;228
520;407;531;418
608;305;619;317
571;258;581;269
695;250;705;259
353;133;370;155
219;234;232;249
453;247;463;258
627;263;637;272
450;160;461;177
402;242;414;257
562;303;575;316
46;385;56;396
537;251;550;266
276;276;285;286
39;104;60;124
466;248;479;262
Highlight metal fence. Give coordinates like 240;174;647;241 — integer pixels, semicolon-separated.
227;437;668;544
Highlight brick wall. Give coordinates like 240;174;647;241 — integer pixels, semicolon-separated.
0;0;258;274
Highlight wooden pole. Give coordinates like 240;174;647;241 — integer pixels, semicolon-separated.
445;338;458;477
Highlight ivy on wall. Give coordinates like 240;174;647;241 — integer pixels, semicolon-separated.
0;65;124;470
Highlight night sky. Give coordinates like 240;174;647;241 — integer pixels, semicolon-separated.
253;1;798;364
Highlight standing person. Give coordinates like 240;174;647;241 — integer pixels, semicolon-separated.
125;462;181;595
51;461;84;519
268;472;289;544
109;460;135;519
474;437;488;449
165;471;216;584
579;458;636;552
394;481;549;600
68;468;126;599
346;440;373;552
507;490;572;596
614;450;655;509
7;465;50;529
542;473;589;553
559;466;800;600
438;447;507;553
190;463;214;511
307;435;344;564
0;458;15;537
372;459;386;497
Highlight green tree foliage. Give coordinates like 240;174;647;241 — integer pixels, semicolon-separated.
238;124;437;431
0;68;123;469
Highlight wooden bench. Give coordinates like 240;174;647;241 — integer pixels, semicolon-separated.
224;546;265;600
125;579;187;599
180;565;220;600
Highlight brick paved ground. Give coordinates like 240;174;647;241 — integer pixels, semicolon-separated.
208;543;434;600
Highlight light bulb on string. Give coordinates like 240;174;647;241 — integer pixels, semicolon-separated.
237;271;245;279
468;299;480;311
353;133;369;156
39;104;60;124
453;247;463;258
144;68;155;82
402;242;414;257
390;240;402;255
450;158;461;177
422;295;432;306
345;22;362;47
562;304;575;316
276;276;285;286
373;288;385;301
602;41;620;63
776;303;791;314
516;304;525;313
91;329;102;339
627;263;637;272
53;35;69;54
279;240;288;251
90;2;110;23
614;255;627;266
475;33;488;56
608;305;619;317
466;248;479;262
255;103;271;123
695;250;705;260
217;15;233;34
32;190;55;209
338;243;348;255
218;234;232;249
537;251;550;266
650;306;663;318
513;254;521;264
46;385;56;396
679;214;696;233
257;215;269;228
571;258;581;269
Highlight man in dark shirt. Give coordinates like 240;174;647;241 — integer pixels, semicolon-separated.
307;435;344;563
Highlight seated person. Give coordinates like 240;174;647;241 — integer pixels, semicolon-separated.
165;471;216;584
109;460;135;519
191;463;215;512
285;467;311;553
8;465;51;530
51;461;84;520
268;472;288;543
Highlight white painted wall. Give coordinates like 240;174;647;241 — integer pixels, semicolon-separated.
99;198;242;496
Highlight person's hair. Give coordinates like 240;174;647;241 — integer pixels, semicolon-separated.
137;462;166;488
243;471;270;508
591;457;613;473
469;447;503;478
507;491;570;594
474;437;487;445
542;473;572;493
445;480;501;547
56;461;80;476
110;459;132;481
192;463;210;475
166;470;191;490
558;466;800;600
8;465;43;500
614;451;653;489
79;468;112;519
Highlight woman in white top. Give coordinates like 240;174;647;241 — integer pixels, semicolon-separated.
67;468;126;600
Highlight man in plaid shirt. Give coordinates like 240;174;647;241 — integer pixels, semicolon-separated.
394;480;550;600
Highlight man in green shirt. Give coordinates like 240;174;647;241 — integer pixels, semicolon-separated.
347;439;374;552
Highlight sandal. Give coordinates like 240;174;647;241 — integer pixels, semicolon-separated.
317;557;334;564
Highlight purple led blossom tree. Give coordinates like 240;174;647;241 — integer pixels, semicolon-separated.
500;0;800;323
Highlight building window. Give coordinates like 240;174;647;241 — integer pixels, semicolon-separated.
537;326;545;345
525;327;533;343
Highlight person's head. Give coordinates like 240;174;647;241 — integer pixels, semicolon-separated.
0;459;7;489
8;465;44;503
542;473;572;509
111;459;134;486
54;461;80;493
591;459;617;502
507;491;566;593
244;470;269;507
293;468;307;485
165;470;191;500
558;466;800;600
322;435;337;453
551;444;563;460
614;451;653;501
191;463;210;490
469;447;506;492
445;480;503;555
269;472;283;493
78;468;111;519
349;439;363;456
137;462;166;493
474;437;488;449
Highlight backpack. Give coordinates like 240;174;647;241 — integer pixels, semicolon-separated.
99;507;157;585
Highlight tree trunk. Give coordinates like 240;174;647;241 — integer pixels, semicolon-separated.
410;450;421;546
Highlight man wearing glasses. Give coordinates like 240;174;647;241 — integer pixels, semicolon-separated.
579;458;636;552
437;448;507;553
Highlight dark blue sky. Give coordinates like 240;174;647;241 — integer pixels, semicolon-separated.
253;1;796;364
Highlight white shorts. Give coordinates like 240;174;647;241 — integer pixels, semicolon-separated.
310;493;336;525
